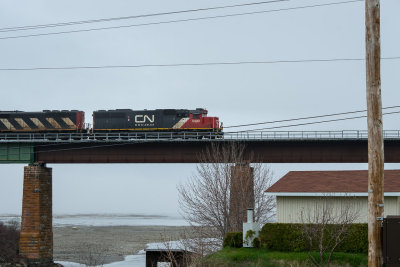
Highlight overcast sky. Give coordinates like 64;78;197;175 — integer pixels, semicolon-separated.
0;0;399;216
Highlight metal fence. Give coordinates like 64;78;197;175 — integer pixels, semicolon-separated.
223;130;400;140
0;130;400;143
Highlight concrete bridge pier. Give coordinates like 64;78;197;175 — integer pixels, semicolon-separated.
20;163;53;266
229;163;254;232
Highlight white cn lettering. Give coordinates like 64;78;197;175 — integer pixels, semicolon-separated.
135;115;155;123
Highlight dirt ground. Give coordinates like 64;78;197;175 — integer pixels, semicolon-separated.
53;225;188;264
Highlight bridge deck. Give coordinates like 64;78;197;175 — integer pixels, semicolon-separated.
1;131;400;164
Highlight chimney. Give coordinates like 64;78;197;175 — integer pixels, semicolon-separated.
247;209;254;223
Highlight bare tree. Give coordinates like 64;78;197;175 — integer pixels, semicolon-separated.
73;242;110;267
300;195;360;267
178;142;275;242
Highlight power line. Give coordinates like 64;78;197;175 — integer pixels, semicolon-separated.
0;56;399;71
0;0;363;40
228;111;400;132
224;105;400;128
0;0;288;33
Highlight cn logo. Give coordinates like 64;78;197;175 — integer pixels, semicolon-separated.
135;115;155;123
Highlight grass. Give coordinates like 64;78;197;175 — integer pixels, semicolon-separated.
202;247;368;267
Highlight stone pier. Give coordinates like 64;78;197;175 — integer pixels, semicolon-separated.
19;163;53;265
229;163;254;232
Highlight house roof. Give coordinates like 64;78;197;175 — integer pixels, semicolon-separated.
265;170;400;196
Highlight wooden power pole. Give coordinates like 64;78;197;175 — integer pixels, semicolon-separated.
365;0;384;266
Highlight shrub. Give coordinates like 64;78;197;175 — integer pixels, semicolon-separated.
244;230;256;246
252;237;261;248
259;223;306;252
336;224;368;253
259;223;367;253
0;221;20;263
223;232;243;248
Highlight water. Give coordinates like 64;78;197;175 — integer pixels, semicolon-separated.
57;254;146;267
0;213;189;227
1;213;189;266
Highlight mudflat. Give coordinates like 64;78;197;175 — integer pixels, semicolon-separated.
53;225;188;264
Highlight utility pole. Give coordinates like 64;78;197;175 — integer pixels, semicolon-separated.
365;0;383;266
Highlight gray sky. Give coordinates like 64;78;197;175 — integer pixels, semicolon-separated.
0;0;399;216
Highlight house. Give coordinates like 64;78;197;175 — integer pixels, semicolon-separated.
265;170;400;223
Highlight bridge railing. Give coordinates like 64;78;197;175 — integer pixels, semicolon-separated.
223;130;400;140
0;130;399;142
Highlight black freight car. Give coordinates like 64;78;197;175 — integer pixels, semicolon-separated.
93;108;221;132
0;110;85;132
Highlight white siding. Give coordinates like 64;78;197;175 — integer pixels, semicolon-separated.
276;196;400;223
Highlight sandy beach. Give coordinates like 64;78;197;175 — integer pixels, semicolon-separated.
53;225;188;264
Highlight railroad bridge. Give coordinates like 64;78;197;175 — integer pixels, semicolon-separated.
2;130;400;265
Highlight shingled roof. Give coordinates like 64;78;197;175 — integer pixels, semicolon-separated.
265;170;400;195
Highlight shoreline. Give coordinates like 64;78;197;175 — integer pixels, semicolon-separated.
54;225;188;265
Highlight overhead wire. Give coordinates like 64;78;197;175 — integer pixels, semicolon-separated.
0;0;288;33
0;56;399;71
224;105;400;128
227;111;400;133
0;0;363;40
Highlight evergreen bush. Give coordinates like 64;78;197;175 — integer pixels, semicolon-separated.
259;223;306;251
259;223;367;253
223;232;243;248
252;237;261;248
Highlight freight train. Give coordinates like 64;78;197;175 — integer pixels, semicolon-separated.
0;108;222;138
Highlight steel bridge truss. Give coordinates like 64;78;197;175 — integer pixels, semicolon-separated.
1;130;400;143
